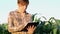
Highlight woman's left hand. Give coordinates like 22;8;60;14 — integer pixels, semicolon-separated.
27;25;36;34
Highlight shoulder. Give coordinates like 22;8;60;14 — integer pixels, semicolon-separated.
9;11;14;15
26;13;32;17
9;10;16;15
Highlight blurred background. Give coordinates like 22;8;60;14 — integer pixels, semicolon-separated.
0;0;60;34
0;0;60;24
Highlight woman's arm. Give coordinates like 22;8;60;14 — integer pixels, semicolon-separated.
8;12;27;32
8;12;18;32
8;16;27;32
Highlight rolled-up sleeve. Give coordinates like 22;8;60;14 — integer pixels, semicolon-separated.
8;12;33;32
8;12;17;32
8;12;26;32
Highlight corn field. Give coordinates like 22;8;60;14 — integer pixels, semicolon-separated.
0;14;60;34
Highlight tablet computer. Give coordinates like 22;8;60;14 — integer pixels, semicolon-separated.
21;22;39;32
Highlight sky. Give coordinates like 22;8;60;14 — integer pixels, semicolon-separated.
0;0;60;24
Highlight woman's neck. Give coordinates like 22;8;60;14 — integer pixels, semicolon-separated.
18;9;25;13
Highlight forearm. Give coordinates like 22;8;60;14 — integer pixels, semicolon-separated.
8;26;18;32
16;23;27;31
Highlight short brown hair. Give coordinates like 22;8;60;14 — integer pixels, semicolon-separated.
17;0;29;6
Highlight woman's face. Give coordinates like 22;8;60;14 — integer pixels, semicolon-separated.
18;4;27;12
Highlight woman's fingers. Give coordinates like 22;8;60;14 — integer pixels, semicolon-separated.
32;25;34;28
32;25;36;31
29;26;30;28
27;25;36;30
34;26;36;30
27;26;31;30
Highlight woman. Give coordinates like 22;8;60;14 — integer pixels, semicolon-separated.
8;0;36;34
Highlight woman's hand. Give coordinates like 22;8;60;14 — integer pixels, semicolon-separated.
27;25;36;34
